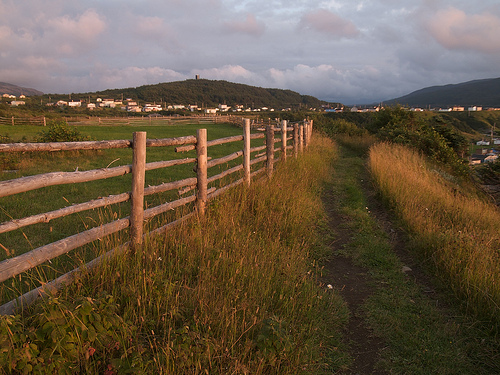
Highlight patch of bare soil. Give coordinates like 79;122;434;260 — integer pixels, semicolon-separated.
320;165;448;374
321;186;388;375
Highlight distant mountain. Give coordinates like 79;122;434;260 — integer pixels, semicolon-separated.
91;79;328;109
0;82;43;97
385;77;500;108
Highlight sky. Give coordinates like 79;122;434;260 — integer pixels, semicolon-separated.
1;0;500;105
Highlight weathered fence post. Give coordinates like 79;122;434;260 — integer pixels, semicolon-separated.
130;131;147;249
293;123;299;158
266;123;274;178
243;119;251;186
281;120;287;162
305;120;313;147
11;116;14;126
196;128;208;216
299;124;304;154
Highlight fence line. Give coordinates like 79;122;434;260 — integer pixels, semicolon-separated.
0;118;313;315
0;116;46;127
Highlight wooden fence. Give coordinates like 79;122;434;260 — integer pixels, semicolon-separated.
0;116;46;126
0;118;313;315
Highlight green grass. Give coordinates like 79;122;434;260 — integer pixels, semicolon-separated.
0;122;266;302
0;134;350;374
326;140;500;374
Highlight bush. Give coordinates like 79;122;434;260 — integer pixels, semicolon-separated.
36;121;91;143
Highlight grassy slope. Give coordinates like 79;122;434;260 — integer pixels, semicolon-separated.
327;137;499;374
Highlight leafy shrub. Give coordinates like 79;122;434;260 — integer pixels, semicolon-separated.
37;121;91;143
0;294;144;374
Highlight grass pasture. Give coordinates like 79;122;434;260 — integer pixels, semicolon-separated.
0;121;266;303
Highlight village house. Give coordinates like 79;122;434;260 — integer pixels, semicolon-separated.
143;104;162;112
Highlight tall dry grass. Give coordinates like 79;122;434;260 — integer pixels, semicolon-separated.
369;142;500;325
1;134;349;374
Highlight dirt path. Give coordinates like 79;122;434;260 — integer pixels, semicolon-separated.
321;182;389;375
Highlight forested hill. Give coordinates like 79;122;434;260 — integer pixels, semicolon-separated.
385;77;500;108
94;79;327;109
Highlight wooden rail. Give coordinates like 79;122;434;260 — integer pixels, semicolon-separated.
0;118;313;315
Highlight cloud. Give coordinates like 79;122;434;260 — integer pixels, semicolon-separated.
299;9;360;38
223;14;266;36
426;7;500;53
46;9;106;55
195;65;258;82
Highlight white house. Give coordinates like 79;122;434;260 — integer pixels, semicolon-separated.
68;101;82;107
477;140;490;146
143;104;162;112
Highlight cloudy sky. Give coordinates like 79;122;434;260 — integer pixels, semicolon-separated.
1;0;500;104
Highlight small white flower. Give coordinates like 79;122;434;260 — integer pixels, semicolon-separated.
157;257;162;261
327;284;333;289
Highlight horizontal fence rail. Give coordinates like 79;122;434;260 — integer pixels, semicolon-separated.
0;118;313;315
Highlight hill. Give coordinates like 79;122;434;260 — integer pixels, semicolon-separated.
385;77;500;108
91;79;327;109
0;82;44;97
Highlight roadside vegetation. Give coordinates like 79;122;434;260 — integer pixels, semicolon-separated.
0;132;351;374
369;142;500;325
327;138;499;373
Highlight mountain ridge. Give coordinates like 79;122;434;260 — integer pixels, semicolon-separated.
0;82;44;97
385;77;500;108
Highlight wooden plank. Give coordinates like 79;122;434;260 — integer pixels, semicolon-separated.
0;165;132;198
0;193;130;234
250;155;267;166
208;164;243;184
250;145;266;153
243;119;251;186
0;139;131;152
143;194;197;220
207;135;243;147
0;218;129;283
196;129;208;216
281;120;287;162
146;135;197;147
207;178;244;200
207;150;243;168
144;177;197;196
266;124;274;178
293;123;299;158
130;132;147;248
145;158;196;171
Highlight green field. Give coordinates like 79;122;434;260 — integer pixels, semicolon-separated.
0;121;264;302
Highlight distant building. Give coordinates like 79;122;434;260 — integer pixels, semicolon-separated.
476;140;490;146
143;104;162;112
10;100;25;106
68;100;82;107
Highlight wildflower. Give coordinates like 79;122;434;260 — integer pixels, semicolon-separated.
88;347;96;356
327;284;333;289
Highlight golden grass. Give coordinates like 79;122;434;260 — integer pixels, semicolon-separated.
369;142;500;324
33;134;348;374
